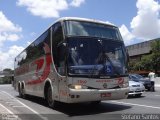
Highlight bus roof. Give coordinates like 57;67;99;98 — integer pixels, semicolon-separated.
55;17;116;27
15;17;117;59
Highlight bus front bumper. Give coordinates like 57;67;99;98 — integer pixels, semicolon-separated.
66;87;129;103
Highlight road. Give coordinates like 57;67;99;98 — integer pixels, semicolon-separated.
0;85;160;120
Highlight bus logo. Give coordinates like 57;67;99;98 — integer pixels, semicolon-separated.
103;83;107;88
26;43;52;85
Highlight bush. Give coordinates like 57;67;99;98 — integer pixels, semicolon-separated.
0;76;11;84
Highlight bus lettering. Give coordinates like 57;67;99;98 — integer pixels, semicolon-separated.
78;80;87;85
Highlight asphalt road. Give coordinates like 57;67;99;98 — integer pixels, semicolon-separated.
0;84;160;120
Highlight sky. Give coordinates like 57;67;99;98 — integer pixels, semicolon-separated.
0;0;160;70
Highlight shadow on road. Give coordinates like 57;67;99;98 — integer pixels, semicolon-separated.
55;102;131;116
127;95;145;99
17;95;131;116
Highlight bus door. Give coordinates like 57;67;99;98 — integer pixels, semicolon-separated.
56;42;68;102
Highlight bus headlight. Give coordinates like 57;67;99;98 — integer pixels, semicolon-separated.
69;85;82;89
69;84;88;89
75;85;82;89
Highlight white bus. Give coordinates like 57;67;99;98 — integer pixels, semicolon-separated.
14;17;129;108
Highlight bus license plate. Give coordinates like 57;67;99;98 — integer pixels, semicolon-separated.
101;93;111;98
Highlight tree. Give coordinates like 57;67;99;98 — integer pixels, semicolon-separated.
3;68;13;74
140;54;153;71
1;68;13;84
128;60;142;71
150;40;160;73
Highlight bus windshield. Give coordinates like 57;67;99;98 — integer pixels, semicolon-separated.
65;21;122;40
67;37;128;77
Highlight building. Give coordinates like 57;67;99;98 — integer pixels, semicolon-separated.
126;38;159;62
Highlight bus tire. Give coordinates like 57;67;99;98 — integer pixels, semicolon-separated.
19;82;26;98
18;83;22;97
46;86;56;109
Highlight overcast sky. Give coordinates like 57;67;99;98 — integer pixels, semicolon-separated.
0;0;160;70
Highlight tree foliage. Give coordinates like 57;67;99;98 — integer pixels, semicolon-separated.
150;40;160;73
3;68;13;74
0;68;13;84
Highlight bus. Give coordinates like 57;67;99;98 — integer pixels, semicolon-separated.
14;17;129;108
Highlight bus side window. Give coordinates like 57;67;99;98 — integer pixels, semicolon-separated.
57;43;66;75
52;22;65;75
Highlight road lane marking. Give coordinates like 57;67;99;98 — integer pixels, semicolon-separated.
2;91;39;114
111;101;160;110
6;101;24;108
2;91;48;120
6;102;14;104
0;103;14;114
1;91;16;99
12;106;25;108
0;103;20;120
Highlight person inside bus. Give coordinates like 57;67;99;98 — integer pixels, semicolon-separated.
95;51;107;64
95;51;113;75
95;50;124;75
69;47;83;66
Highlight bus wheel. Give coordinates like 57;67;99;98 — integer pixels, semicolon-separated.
18;83;22;97
19;83;26;98
47;86;56;108
21;88;26;98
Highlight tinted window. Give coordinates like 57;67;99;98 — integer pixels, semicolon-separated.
52;22;65;75
67;37;127;76
65;21;122;40
15;29;51;69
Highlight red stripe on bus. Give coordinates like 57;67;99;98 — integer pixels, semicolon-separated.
26;43;52;85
